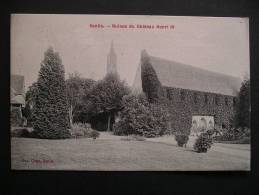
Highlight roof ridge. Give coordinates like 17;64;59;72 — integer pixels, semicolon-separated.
149;55;241;81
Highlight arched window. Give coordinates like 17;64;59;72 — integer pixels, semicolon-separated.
200;118;207;131
166;88;171;100
204;94;208;104
208;120;214;130
233;97;237;106
192;120;198;135
180;90;185;101
192;120;197;128
225;97;228;106
193;93;198;104
215;95;220;105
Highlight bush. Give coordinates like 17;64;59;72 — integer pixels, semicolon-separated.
175;133;189;147
213;127;250;142
88;130;100;139
113;120;130;136
70;123;100;139
113;93;170;138
194;132;213;153
11;127;34;138
11;109;23;127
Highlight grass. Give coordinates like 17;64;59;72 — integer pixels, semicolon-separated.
214;137;250;144
120;135;146;141
11;135;250;171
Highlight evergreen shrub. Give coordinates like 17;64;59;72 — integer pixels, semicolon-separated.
32;47;70;139
194;132;213;153
175;133;189;147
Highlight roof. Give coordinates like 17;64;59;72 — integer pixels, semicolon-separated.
11;94;25;106
11;74;25;95
133;52;242;96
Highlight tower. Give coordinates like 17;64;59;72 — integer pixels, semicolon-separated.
107;41;117;74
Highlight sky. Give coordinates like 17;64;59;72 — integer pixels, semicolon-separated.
11;14;250;91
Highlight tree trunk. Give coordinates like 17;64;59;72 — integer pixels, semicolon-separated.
107;113;111;131
69;104;73;127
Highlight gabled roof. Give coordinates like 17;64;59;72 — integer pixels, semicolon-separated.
133;51;242;96
11;74;25;95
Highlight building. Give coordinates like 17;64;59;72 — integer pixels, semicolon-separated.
106;40;117;74
133;50;242;134
11;74;25;117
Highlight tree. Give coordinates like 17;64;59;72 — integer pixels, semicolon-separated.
141;50;163;103
66;73;95;126
234;78;250;128
22;82;38;126
86;73;130;131
32;47;70;139
113;93;170;137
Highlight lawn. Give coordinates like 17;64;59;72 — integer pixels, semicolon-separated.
11;133;250;171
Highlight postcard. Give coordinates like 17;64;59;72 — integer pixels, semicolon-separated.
11;14;250;170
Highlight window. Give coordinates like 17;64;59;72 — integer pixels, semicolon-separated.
225;97;228;106
204;94;208;104
180;90;185;101
200;118;207;131
166;88;171;100
215;95;219;105
193;93;198;104
208;120;214;130
233;97;237;106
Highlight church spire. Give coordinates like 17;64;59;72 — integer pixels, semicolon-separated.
107;40;117;74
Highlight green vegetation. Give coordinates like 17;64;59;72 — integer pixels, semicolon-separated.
194;132;213;153
32;47;70;139
113;93;170;137
85;73;130;131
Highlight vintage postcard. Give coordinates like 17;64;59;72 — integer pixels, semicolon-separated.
11;14;250;170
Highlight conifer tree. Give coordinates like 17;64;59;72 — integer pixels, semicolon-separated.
33;47;70;139
235;78;250;128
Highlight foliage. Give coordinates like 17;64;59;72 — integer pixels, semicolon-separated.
66;73;96;125
219;137;250;144
23;82;38;126
70;123;100;139
69;123;86;137
11;127;34;138
213;127;250;142
85;73;130;131
193;132;213;153
11;108;23;127
113;93;170;138
175;133;189;147
88;130;100;139
168;100;192;136
32;47;70;139
141;50;163;103
234;78;250;128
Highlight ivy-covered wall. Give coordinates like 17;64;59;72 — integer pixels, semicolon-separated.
140;51;237;135
163;86;236;134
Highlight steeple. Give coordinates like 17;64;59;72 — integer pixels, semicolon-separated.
107;40;117;74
